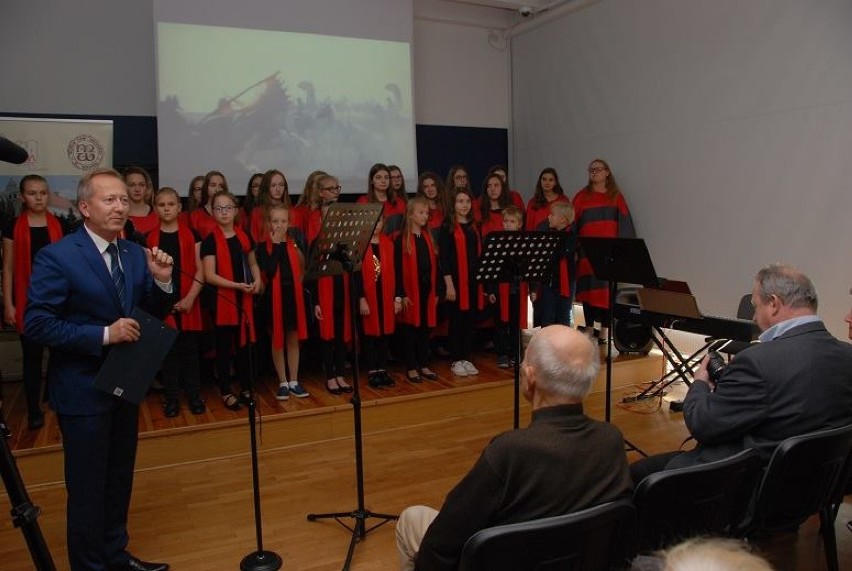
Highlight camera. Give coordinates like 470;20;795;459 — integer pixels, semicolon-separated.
519;6;533;17
706;351;727;382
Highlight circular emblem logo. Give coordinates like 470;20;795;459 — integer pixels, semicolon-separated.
67;134;105;170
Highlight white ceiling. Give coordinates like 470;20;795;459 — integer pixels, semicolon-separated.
443;0;548;13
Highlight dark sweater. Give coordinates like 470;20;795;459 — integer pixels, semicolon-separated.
415;403;633;571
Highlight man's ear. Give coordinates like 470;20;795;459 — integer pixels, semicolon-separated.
78;200;90;219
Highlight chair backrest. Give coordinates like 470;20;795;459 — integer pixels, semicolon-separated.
633;448;762;553
742;424;852;534
736;293;755;320
458;499;635;571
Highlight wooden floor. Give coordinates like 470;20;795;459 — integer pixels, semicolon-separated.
0;348;850;570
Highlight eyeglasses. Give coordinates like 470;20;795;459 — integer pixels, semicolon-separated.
321;185;342;192
588;167;607;174
213;205;236;213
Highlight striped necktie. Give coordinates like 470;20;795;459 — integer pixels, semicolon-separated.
106;243;126;308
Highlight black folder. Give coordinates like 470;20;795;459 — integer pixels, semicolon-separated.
94;307;178;404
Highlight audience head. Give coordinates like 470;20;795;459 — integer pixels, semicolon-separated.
585;158;621;200
657;537;774;571
521;325;599;407
533;167;564;206
752;264;818;331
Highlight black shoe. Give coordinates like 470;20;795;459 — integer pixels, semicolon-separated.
163;399;180;418
27;411;45;430
367;372;384;389
118;555;170;571
379;370;396;387
188;396;206;415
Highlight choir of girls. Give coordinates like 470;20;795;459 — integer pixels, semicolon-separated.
3;158;635;425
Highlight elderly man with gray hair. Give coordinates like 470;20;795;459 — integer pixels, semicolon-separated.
631;263;852;484
396;325;633;571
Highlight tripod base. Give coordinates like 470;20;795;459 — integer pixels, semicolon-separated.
240;550;282;571
307;509;398;569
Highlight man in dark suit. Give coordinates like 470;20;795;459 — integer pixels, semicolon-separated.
631;264;852;483
25;168;174;571
395;325;633;571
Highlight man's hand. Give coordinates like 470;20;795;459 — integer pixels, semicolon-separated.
109;317;141;344
146;246;174;283
694;354;715;388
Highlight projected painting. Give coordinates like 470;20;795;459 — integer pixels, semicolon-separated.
156;23;416;193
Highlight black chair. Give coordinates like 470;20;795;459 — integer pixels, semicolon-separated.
458;499;635;571
632;448;762;553
734;424;852;571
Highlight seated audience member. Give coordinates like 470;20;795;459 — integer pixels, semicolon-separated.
396;325;633;571
630;537;774;571
631;264;852;484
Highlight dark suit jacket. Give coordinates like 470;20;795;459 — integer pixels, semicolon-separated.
24;228;170;415
671;320;852;468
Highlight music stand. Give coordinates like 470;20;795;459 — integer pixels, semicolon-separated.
476;231;567;429
579;237;659;457
304;202;397;571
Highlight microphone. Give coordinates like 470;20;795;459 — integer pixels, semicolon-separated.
0;136;28;165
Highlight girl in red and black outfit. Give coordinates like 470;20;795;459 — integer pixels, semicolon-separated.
439;187;482;377
476;172;511;239
201;190;262;411
358;163;406;237
249;169;297;245
572;158;636;341
525;167;570;231
292;170;327;247
124;166;159;235
395;197;439;383
310;174;354;396
415;171;447;243
147;187;205;417
256;204;310;400
190;170;228;240
239;172;263;235
358;215;401;389
2;175;64;429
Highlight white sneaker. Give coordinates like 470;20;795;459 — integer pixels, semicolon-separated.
463;360;479;375
451;361;469;376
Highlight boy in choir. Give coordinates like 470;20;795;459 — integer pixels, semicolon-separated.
2;175;64;429
486;206;534;369
256;204;310;400
536;201;576;328
147;187;206;417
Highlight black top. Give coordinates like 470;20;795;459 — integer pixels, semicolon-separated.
3;219;50;264
201;233;254;284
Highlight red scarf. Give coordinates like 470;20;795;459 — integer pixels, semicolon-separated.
147;225;203;331
400;232;437;327
12;212;63;332
499;282;530;326
266;238;308;347
452;223;483;311
360;236;396;336
317;274;351;342
213;226;255;345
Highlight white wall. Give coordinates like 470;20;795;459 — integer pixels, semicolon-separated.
511;0;852;338
414;0;513;128
0;0;513;131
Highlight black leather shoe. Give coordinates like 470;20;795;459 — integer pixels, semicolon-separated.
163;399;179;418
118;555;170;571
367;372;384;389
379;370;396;387
188;396;206;415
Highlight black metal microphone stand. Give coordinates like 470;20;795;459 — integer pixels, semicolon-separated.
303;202;394;570
170;259;281;571
0;405;56;570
